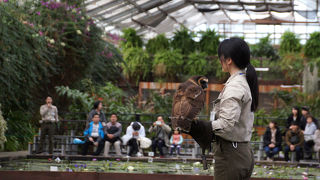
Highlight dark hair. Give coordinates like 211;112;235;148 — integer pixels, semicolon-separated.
301;106;309;112
306;115;313;121
291;121;299;126
46;96;52;99
218;37;259;111
269;121;277;127
92;113;100;119
292;106;301;118
132;122;141;131
93;101;102;110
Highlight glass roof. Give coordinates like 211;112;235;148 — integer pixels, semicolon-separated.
84;0;320;43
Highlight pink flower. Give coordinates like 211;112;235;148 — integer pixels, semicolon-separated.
36;11;41;16
39;31;43;36
3;0;8;2
106;52;113;58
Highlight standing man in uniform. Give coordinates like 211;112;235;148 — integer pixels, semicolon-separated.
37;96;59;154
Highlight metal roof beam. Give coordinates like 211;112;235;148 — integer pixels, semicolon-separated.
87;0;125;16
217;2;233;22
101;0;172;23
189;0;291;6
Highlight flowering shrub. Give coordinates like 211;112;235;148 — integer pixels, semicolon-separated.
0;0;122;150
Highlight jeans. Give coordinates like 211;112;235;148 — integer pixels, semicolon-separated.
284;145;302;161
264;146;280;158
152;138;165;156
82;137;105;155
170;144;181;155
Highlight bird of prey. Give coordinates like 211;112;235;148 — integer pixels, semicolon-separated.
171;76;213;170
171;75;208;132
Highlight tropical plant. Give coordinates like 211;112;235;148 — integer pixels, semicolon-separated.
4;111;35;151
146;34;170;55
153;50;184;80
279;31;302;55
305;32;320;59
56;82;140;122
251;35;279;61
199;29;220;56
279;52;304;83
56;86;95;112
185;52;210;76
122;47;151;83
0;0;122;115
271;89;320;118
171;27;196;55
120;28;143;50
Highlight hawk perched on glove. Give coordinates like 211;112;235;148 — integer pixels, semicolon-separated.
171;76;208;132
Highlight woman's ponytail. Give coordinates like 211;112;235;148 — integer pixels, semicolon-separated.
218;37;259;111
246;64;259;111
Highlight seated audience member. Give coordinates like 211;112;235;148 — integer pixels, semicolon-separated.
263;121;282;161
87;101;106;124
103;114;122;157
284;122;304;162
286;106;301;130
304;115;317;159
82;113;105;156
313;128;320;156
122;121;146;157
149;116;171;157
300;106;319;130
169;129;183;156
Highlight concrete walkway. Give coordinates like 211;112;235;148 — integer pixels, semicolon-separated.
0;151;28;160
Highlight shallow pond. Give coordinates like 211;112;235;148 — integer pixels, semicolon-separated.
0;158;320;179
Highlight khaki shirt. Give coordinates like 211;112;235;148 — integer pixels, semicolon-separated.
40;104;59;123
211;70;254;142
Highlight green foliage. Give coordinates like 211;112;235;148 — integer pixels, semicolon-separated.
146;34;170;55
0;3;56;113
251;35;279;61
122;47;151;83
185;52;210;76
271;89;320;118
279;52;304;83
56;82;139;122
305;32;320;59
144;92;173;115
0;1;122;115
4;111;35;151
199;29;220;56
153;50;184;80
171;27;196;55
56;86;94;112
0;105;7;149
279;31;301;55
120;28;143;50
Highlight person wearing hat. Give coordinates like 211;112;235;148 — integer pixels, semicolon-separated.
284;122;304;161
122;121;145;157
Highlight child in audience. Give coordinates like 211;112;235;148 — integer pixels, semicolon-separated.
169;129;183;156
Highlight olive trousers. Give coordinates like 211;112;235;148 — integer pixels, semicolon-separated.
213;137;254;180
